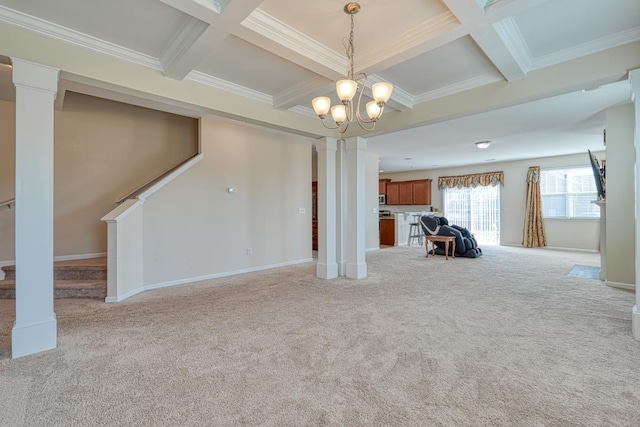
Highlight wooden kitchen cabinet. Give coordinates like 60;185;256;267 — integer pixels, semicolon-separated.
398;182;413;204
380;218;395;246
412;179;432;205
384;179;432;205
379;179;391;195
386;182;399;205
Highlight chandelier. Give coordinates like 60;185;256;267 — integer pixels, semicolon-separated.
311;3;394;134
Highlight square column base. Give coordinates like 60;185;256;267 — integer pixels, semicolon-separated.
633;305;640;341
346;262;367;279
316;262;338;279
12;316;57;358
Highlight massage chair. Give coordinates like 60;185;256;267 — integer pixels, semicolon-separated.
420;215;483;258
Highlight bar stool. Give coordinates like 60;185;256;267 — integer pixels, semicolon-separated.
407;214;423;246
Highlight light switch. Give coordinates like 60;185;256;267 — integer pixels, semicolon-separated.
298;208;306;214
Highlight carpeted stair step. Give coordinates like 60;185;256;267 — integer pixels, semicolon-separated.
1;264;106;281
0;279;107;299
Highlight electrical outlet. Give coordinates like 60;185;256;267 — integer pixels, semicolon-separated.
247;248;253;255
298;208;305;214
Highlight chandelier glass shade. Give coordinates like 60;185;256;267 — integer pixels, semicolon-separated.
311;3;393;134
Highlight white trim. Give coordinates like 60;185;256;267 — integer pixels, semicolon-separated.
105;286;145;303
533;26;640;71
366;247;380;253
288;105;317;118
492;17;533;73
605;280;635;291
101;199;144;223
0;5;161;70
186;71;273;104
633;305;639;340
543;246;599;253
414;73;503;104
53;252;107;262
138;153;204;200
242;9;345;75
106;258;314;302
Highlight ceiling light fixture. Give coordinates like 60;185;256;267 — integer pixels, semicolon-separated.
311;3;393;134
475;141;491;149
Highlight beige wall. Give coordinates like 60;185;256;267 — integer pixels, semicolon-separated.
366;152;380;251
142;117;313;286
0;101;16;262
605;104;635;286
381;151;606;250
0;93;198;262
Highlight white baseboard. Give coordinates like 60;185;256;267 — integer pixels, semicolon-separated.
502;243;598;253
605;280;636;291
107;258;314;303
633;306;640;341
105;286;145;303
366;247;380;252
54;252;107;262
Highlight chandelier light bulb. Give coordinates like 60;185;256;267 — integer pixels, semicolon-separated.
366;101;381;120
331;104;347;124
372;82;393;105
336;79;358;102
312;97;331;118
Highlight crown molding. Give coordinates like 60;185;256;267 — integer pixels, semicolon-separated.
186;70;273;104
493;17;533;73
0;5;161;70
413;73;503;104
272;76;333;110
160;16;209;77
533;26;640;71
357;11;459;71
366;75;414;111
213;0;232;13
288;105;317;118
241;8;345;75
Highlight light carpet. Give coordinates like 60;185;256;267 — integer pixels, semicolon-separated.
1;245;639;426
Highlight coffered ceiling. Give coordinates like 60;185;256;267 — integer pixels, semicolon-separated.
0;0;638;170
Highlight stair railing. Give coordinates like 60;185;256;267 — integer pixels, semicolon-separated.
0;198;15;211
115;153;201;204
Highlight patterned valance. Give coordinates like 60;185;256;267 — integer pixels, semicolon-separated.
438;171;504;190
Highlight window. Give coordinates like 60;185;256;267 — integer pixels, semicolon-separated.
443;185;500;245
540;167;600;219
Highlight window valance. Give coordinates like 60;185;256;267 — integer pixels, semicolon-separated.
438;171;504;190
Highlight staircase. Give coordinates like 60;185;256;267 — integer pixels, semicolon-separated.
0;258;107;299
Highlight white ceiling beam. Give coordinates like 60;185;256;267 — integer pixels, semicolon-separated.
272;76;333;111
156;0;219;22
442;0;528;81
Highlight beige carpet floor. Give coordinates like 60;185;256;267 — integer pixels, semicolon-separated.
0;245;639;426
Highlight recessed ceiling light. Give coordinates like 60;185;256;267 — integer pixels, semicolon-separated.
405;157;412;160
484;158;496;162
475;141;491;149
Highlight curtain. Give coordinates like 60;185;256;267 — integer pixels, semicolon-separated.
438;171;504;189
523;166;546;247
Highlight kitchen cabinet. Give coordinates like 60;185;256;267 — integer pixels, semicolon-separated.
385;179;432;205
386;182;399;205
412;179;432;205
379;179;391;195
398;182;413;204
380;218;395;246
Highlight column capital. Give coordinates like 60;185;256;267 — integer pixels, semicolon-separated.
11;58;59;94
345;136;367;151
630;68;640;97
316;137;337;152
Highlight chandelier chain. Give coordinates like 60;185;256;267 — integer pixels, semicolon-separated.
343;13;355;80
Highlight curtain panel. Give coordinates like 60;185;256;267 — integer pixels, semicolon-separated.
522;166;546;247
438;171;504;190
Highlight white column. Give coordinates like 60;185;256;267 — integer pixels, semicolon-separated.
316;138;338;279
630;69;640;341
11;58;59;358
336;139;347;276
345;137;367;279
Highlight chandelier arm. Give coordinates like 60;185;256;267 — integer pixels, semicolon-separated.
319;118;340;131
